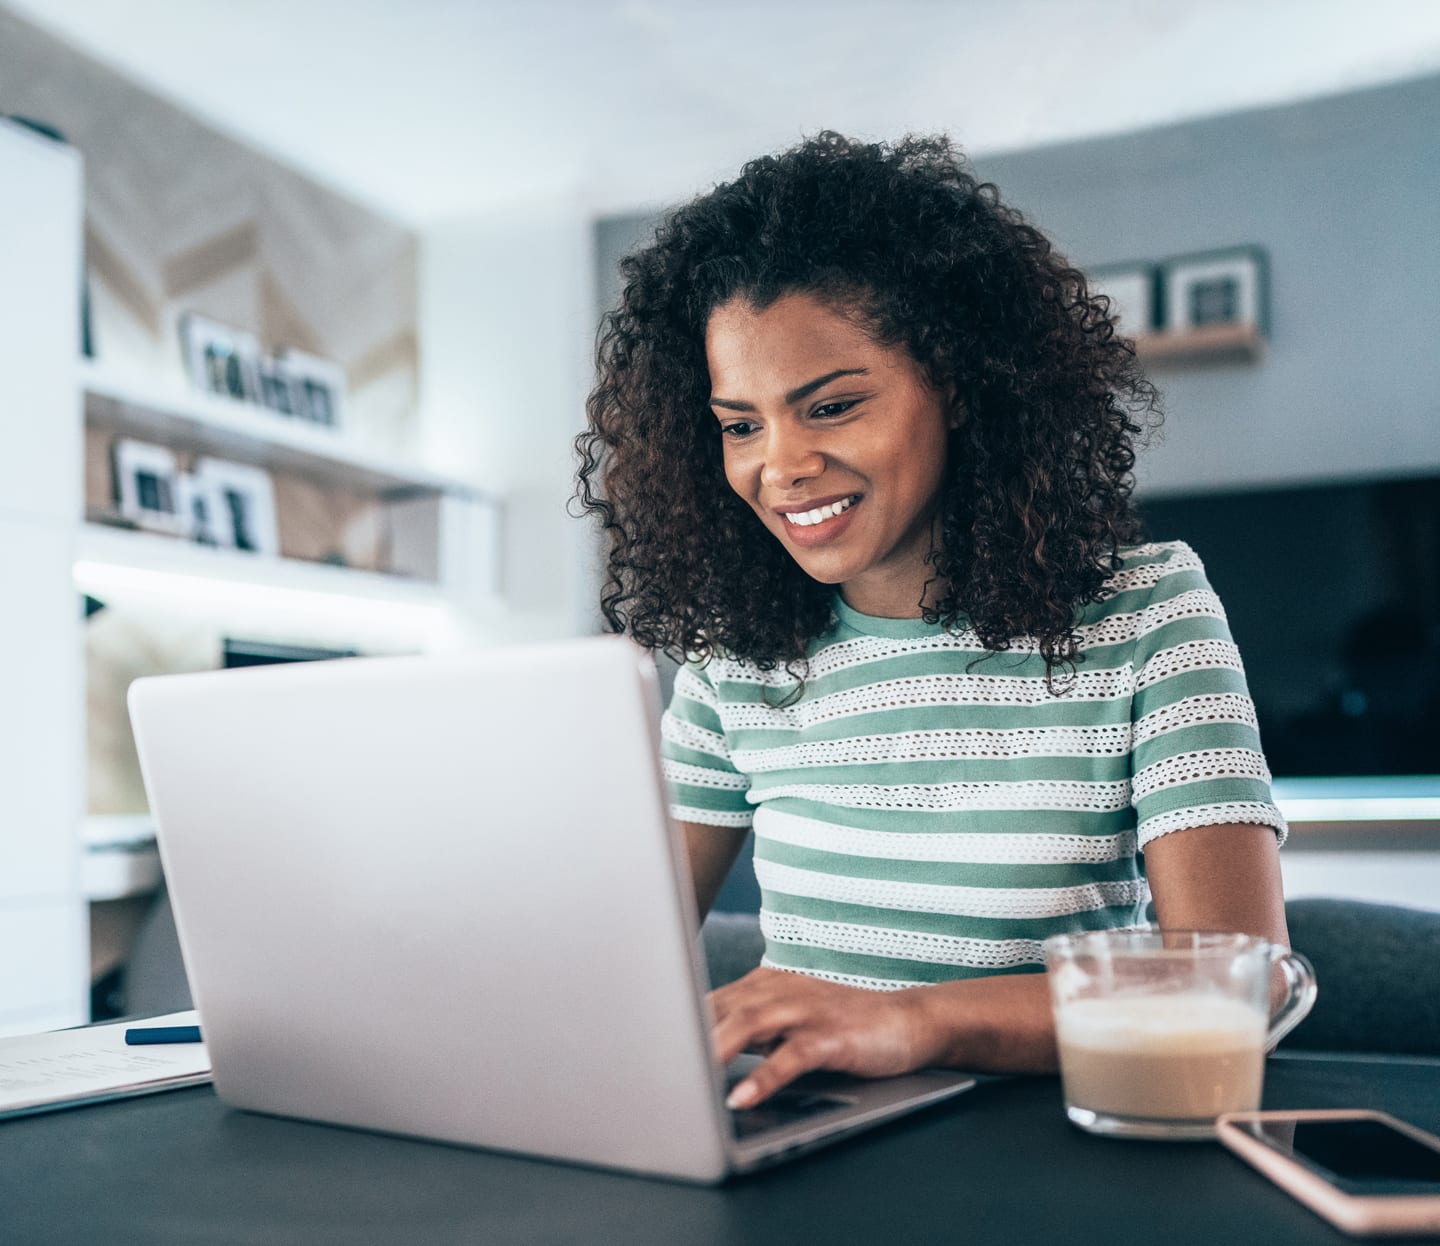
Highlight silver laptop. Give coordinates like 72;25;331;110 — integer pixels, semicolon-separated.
127;635;974;1183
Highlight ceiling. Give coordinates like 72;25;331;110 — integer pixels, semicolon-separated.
8;0;1440;225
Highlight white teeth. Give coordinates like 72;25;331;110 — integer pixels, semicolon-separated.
782;495;857;526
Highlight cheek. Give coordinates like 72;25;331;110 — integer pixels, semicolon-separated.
721;447;759;503
923;452;952;505
915;414;953;480
898;438;950;509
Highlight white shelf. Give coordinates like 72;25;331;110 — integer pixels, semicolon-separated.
83;814;155;850
76;522;450;608
83;844;163;901
82;360;482;499
82;816;162;902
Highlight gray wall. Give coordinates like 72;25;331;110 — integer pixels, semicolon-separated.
596;74;1440;499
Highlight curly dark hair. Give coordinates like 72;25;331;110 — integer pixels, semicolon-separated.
575;131;1160;682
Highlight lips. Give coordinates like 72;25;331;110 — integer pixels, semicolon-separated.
776;493;861;527
773;493;862;548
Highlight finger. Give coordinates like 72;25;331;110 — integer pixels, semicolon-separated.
708;967;800;1037
711;1001;801;1067
708;966;788;1028
726;1034;833;1109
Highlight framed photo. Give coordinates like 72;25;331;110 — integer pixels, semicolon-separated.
281;350;346;431
112;438;186;535
180;313;262;404
256;355;299;417
1088;264;1157;338
191;458;280;556
1159;247;1268;335
175;472;222;546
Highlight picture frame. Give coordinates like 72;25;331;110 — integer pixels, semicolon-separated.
179;313;262;404
1159;246;1268;335
112;438;186;535
1088;264;1157;339
191;458;280;556
281;350;346;431
175;472;222;547
256;354;300;417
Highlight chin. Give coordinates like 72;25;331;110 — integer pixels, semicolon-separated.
785;550;856;586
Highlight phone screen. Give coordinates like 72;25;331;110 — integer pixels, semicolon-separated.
1242;1118;1440;1197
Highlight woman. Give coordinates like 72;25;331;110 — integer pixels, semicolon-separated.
575;132;1288;1109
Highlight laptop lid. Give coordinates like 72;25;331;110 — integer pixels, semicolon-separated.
129;636;735;1181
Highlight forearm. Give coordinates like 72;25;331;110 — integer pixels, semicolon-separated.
905;971;1058;1074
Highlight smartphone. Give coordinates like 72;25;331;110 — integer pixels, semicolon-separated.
1216;1110;1440;1237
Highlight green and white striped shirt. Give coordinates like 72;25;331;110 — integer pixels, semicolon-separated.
660;541;1286;990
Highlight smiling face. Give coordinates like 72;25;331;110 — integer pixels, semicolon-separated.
705;291;957;618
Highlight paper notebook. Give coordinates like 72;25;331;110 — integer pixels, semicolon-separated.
0;1010;211;1121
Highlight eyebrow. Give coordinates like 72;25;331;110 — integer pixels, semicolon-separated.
710;367;870;412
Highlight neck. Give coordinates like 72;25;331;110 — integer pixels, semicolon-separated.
840;568;944;619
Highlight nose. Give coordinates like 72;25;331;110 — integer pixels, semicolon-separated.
759;422;825;492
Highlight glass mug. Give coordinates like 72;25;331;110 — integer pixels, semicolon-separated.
1043;929;1317;1140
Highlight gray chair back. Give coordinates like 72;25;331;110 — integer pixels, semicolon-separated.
1281;898;1440;1055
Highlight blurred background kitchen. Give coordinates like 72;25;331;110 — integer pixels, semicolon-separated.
1;0;1436;1036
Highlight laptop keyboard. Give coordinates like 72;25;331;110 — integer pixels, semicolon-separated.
728;1087;851;1140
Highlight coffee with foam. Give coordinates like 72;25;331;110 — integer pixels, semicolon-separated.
1056;992;1267;1122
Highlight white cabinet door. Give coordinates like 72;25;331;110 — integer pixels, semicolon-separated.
0;519;82;901
0;119;87;1031
0;120;81;526
0;900;87;1036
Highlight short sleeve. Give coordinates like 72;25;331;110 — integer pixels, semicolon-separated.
1128;543;1288;850
660;661;753;828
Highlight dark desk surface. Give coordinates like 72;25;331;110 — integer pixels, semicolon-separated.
3;1054;1439;1246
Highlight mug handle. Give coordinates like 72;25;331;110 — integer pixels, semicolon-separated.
1264;946;1318;1052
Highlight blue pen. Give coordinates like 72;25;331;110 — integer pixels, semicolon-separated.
124;1024;203;1046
